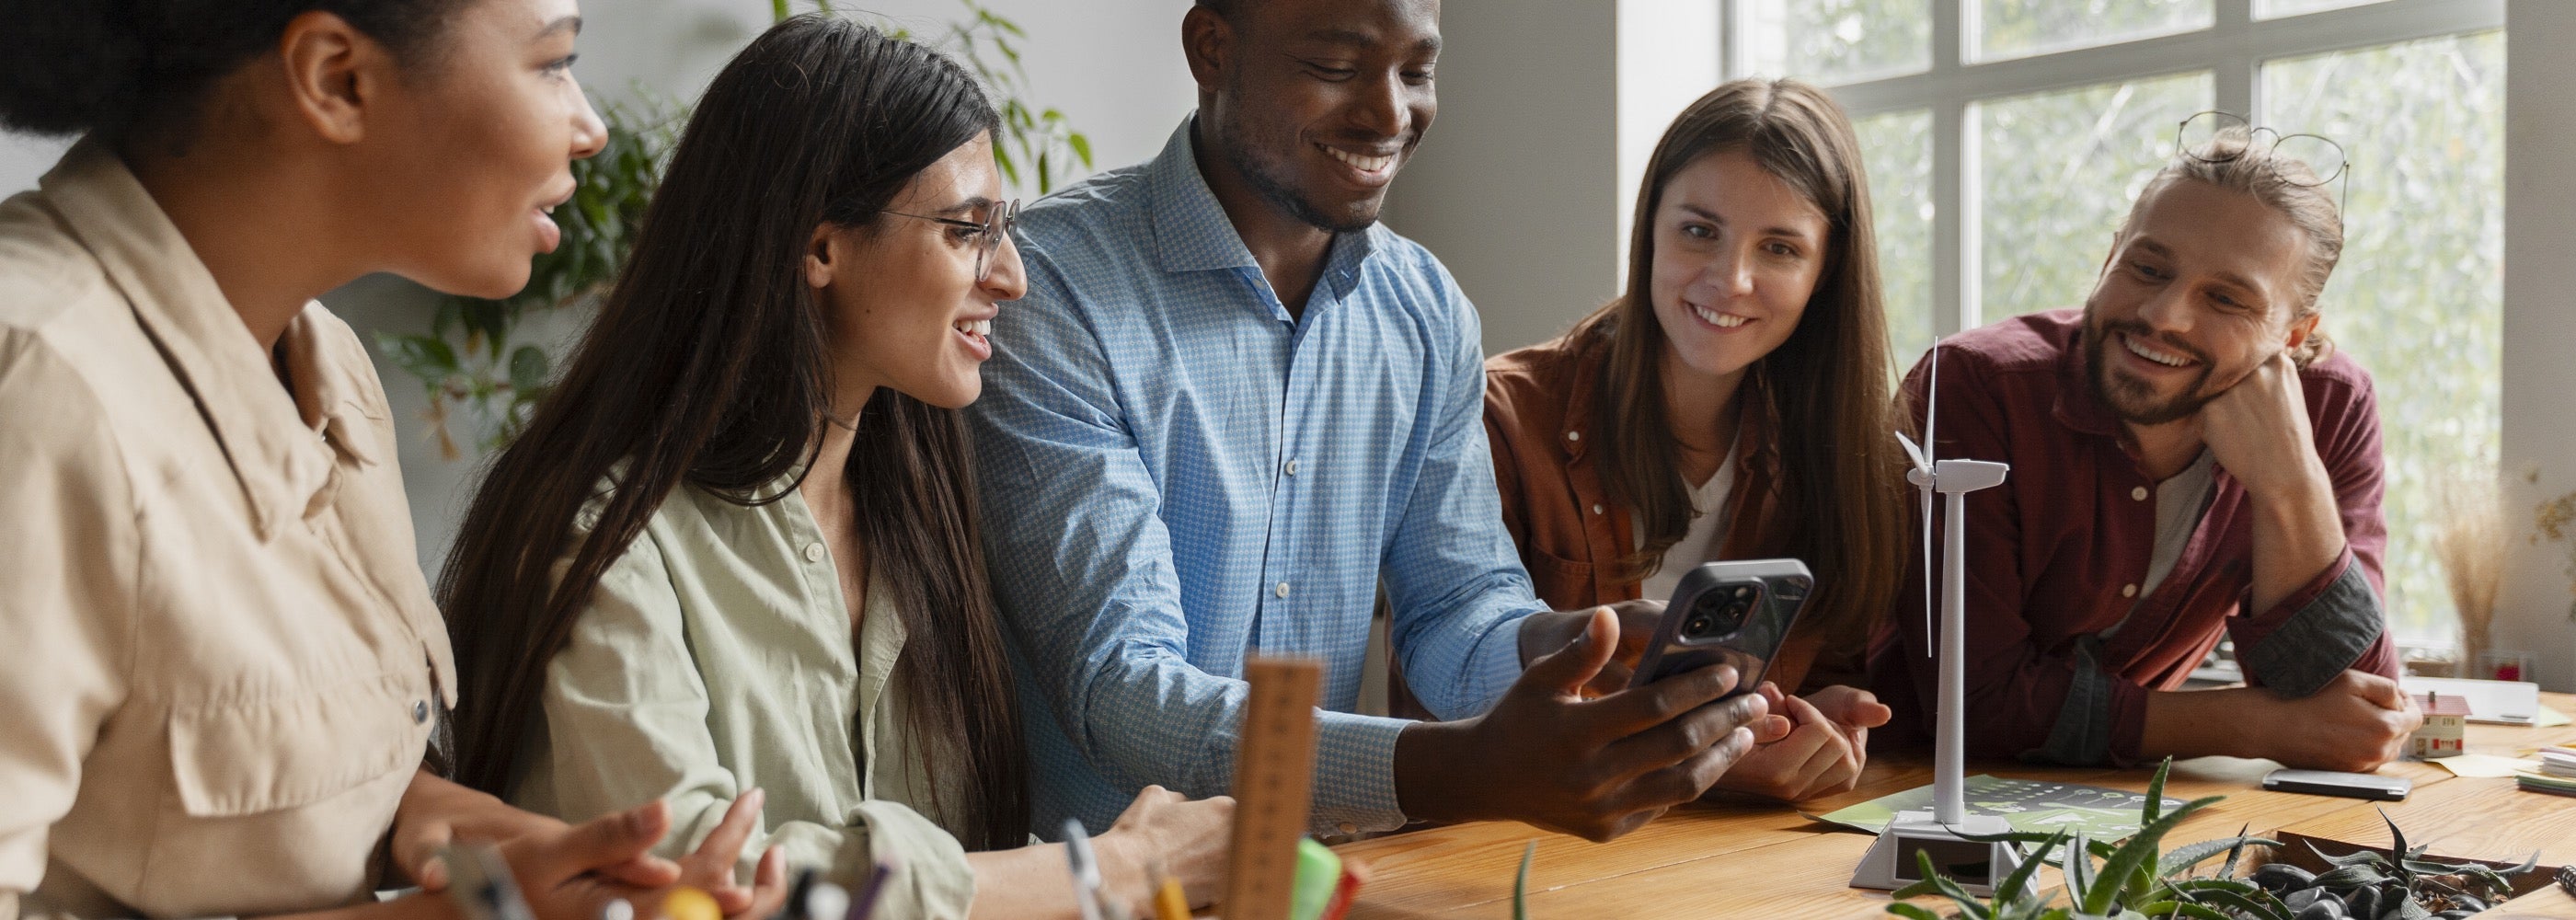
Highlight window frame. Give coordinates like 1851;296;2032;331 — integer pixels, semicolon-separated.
1718;0;2503;339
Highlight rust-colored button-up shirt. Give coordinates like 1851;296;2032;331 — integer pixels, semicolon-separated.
1867;309;2398;765
1482;332;1862;694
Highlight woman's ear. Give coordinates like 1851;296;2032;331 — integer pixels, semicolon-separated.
278;10;383;145
805;224;838;290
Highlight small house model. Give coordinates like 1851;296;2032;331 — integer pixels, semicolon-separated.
2409;691;2470;758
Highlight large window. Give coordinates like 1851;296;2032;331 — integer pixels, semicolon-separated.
1724;0;2505;645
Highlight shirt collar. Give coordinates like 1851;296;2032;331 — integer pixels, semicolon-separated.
1149;117;1262;274
41;140;381;540
1147;114;1386;284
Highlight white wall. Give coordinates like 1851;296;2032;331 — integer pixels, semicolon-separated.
2495;0;2576;692
0;0;1197;573
1379;0;1623;357
1614;0;1720;275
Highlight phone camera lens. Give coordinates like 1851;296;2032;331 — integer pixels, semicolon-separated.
1685;616;1714;636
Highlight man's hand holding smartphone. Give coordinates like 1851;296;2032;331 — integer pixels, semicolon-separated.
1394;608;1771;842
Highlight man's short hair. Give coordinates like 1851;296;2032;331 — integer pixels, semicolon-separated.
2122;132;2347;367
1194;0;1242;21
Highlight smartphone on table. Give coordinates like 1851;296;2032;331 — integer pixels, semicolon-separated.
1627;558;1812;696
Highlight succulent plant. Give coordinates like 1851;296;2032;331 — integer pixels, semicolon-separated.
1887;758;2288;920
1884;760;2544;920
2252;810;2537;920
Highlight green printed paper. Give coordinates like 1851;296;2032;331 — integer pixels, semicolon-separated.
1808;775;2185;842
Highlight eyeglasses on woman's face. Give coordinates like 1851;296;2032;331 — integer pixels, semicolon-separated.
879;199;1021;282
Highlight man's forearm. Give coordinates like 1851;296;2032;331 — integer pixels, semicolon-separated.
1391;719;1479;824
2245;462;2345;615
2140;686;2260;760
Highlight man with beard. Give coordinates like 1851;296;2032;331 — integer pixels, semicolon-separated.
965;0;1775;842
1868;131;2420;773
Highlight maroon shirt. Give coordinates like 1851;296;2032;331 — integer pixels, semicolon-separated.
1868;309;2398;765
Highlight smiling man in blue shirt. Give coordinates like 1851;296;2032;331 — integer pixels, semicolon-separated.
967;0;1774;842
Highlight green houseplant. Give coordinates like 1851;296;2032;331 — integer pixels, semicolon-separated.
1887;759;2286;920
1889;760;2540;920
381;0;1091;456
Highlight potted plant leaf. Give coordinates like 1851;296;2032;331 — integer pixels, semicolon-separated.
1890;760;2551;920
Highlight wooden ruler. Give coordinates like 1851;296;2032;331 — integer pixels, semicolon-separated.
1223;656;1323;920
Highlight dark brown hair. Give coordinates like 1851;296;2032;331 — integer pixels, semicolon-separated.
438;15;1028;849
0;0;467;144
1574;77;1907;644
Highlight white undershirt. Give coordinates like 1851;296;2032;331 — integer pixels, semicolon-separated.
2104;450;2216;639
1639;450;1741;603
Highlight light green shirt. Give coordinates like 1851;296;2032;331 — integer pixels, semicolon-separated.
512;477;979;917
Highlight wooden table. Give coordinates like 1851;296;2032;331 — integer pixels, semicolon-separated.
1334;693;2576;918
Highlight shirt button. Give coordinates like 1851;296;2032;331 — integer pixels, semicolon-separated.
1592;503;1605;515
1566;431;1581;442
1338;822;1358;834
411;700;430;724
1284;459;1300;476
2122;583;2139;598
804;543;826;563
1275;581;1292;598
2131;486;2149;501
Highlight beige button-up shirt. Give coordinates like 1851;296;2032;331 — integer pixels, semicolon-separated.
0;144;454;917
511;479;983;919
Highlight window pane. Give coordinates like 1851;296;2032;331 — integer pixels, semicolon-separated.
2257;0;2386;18
1854;109;1935;370
1974;72;2213;322
2263;31;2505;645
1736;0;1931;86
1974;0;2212;63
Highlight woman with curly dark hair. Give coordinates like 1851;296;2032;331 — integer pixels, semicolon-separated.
0;1;773;916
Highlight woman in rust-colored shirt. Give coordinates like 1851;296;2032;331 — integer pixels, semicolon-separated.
1484;79;1911;802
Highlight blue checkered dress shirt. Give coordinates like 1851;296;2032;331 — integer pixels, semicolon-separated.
967;119;1548;836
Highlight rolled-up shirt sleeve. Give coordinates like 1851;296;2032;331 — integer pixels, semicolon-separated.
537;532;974;917
2227;368;2396;695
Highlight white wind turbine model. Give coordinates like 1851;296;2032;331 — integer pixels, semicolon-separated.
1851;340;2024;896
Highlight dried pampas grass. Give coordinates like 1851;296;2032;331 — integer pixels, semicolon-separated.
2436;471;2505;675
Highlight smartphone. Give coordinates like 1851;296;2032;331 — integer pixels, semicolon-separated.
2260;768;2411;800
1627;558;1812;694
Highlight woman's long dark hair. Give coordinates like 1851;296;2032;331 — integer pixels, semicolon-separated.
1575;78;1908;647
439;14;1029;849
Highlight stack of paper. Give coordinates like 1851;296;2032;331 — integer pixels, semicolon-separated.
2517;746;2576;797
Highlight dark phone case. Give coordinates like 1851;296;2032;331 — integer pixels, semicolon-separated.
1627;559;1813;693
2260;770;2411;800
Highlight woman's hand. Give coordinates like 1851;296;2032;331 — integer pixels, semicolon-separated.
668;788;791;918
394;768;679;892
483;801;685;920
1096;786;1234;911
1706;684;1888;802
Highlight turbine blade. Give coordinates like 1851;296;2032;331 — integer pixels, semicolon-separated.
1925;337;1940;466
1896;431;1929;471
1922;489;1935;651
